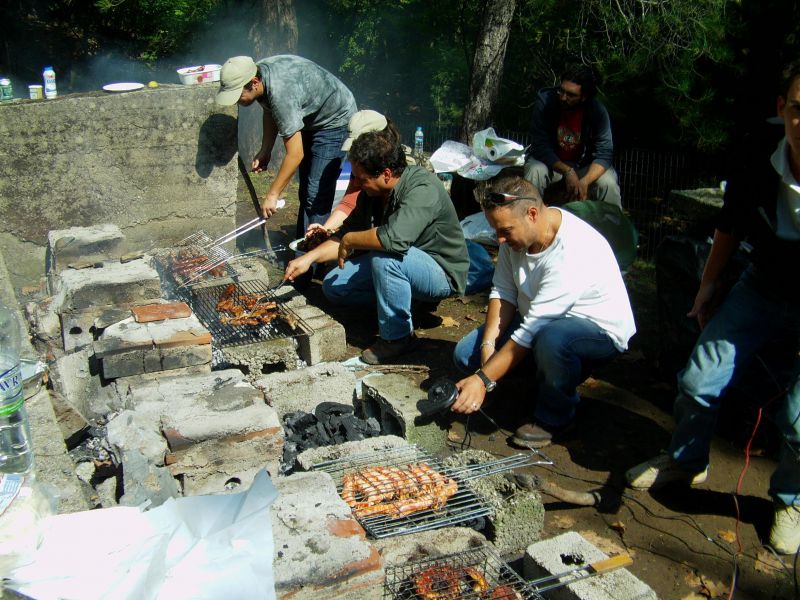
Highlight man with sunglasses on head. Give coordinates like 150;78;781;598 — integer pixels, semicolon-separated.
524;65;621;207
283;130;469;365
451;176;635;447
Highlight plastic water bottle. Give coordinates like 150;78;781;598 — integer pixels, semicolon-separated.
414;126;424;158
0;304;34;476
43;66;57;100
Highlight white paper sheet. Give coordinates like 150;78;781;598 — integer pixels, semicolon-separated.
7;470;278;600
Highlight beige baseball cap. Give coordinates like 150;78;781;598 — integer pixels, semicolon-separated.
215;56;258;106
342;110;388;150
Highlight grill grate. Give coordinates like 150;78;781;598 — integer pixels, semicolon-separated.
153;245;236;289
190;280;311;348
384;546;540;599
313;446;493;539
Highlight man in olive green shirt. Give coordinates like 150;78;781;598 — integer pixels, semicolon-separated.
285;130;469;364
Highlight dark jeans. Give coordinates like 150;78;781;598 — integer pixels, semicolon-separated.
296;127;348;239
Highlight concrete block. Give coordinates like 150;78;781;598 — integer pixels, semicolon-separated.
50;258;161;314
255;362;357;419
166;432;284;496
297;314;348;365
47;224;125;279
296;435;410;472
119;449;180;509
443;449;544;556
106;409;169;465
27;388;92;514
524;531;656;600
95;315;211;378
49;347;114;421
361;373;448;455
374;527;488;567
60;311;96;353
271;471;384;599
221;337;305;375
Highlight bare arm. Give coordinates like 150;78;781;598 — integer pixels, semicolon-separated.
252;110;278;173
337;228;383;268
688;229;738;329
284;238;341;281
261;131;304;218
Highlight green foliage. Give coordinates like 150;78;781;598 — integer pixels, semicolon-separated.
94;0;222;61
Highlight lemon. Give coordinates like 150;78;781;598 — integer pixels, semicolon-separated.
147;81;159;88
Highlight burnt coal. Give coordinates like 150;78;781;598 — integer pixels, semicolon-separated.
281;402;381;473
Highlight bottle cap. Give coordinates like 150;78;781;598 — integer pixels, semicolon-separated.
44;66;53;70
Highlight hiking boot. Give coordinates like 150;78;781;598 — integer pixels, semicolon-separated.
361;333;420;365
511;422;573;449
625;454;708;490
769;504;800;554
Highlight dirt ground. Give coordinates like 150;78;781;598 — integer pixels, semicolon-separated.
242;176;797;600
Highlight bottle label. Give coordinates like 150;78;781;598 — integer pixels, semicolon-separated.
0;364;23;413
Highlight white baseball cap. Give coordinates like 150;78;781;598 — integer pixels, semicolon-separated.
215;56;258;106
342;110;388;151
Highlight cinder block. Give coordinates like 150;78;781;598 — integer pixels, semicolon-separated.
50;258;161;313
158;343;211;371
102;348;146;378
361;373;448;455
524;531;656;600
297;314;348;365
47;224;125;278
270;471;384;599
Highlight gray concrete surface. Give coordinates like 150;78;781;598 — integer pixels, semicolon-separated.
524;531;656;600
296;435;410;472
373;526;488;566
47;224;125;280
361;373;448;454
255;362;357;418
270;470;384;599
0;85;239;291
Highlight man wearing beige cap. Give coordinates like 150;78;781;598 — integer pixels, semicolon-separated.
216;55;356;242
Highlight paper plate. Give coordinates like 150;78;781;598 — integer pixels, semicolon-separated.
102;82;145;93
288;238;304;252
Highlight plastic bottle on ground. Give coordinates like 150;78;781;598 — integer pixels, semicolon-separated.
414;126;424;159
0;303;34;477
43;66;57;100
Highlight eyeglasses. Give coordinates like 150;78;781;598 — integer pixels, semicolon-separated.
557;87;581;99
485;191;539;205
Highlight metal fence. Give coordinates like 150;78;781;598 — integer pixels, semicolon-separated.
410;123;722;262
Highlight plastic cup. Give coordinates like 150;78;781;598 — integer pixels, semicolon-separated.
28;85;43;100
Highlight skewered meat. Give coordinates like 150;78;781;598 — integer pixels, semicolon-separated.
412;565;491;600
214;285;297;328
340;463;458;518
487;585;524;600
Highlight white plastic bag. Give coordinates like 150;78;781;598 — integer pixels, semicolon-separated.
472;127;526;166
461;212;498;246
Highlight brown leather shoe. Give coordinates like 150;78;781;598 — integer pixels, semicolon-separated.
361;333;420;365
511;422;573;448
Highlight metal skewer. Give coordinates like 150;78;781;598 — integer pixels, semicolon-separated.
529;554;633;594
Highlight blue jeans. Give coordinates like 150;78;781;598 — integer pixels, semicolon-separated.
297;127;348;239
668;268;800;506
322;248;453;340
453;315;620;427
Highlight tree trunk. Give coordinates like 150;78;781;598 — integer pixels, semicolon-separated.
240;1;299;171
249;0;298;57
459;0;517;144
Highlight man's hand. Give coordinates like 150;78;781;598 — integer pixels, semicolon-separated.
687;280;718;330
259;193;280;219
284;254;314;282
337;233;354;268
251;150;270;173
576;177;590;200
451;374;486;414
564;170;581;199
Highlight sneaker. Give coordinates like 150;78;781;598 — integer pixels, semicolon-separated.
511;422;573;449
625;454;708;490
361;333;420;365
769;504;800;554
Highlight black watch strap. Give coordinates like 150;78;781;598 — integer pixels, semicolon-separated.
474;368;496;392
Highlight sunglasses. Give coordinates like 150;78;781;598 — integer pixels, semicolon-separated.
485;191;539;205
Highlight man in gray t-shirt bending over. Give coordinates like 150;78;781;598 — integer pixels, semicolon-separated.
216;55;356;240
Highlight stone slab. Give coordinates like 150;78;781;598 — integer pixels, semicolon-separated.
254;362;357;418
373;527;488;567
49;347;114;421
524;531;656;600
361;373;448;454
297;313;348;365
50;258;161;314
271;471;384;599
47;224;125;278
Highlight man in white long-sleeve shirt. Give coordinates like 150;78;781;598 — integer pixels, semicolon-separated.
451;175;636;447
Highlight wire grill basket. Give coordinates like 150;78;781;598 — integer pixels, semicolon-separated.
190;280;311;348
384;546;539;599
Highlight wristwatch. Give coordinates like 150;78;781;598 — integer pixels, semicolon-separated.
474;368;496;392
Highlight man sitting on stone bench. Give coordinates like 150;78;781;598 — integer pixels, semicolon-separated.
449;175;635;447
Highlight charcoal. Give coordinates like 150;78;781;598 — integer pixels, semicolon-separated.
284;411;317;431
314;402;354;420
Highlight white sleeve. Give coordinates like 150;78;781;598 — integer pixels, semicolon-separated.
488;246;518;306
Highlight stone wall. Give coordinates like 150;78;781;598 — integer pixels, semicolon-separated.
0;84;240;290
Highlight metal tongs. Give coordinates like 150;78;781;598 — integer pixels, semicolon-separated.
180;247;287;287
178;199;286;251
